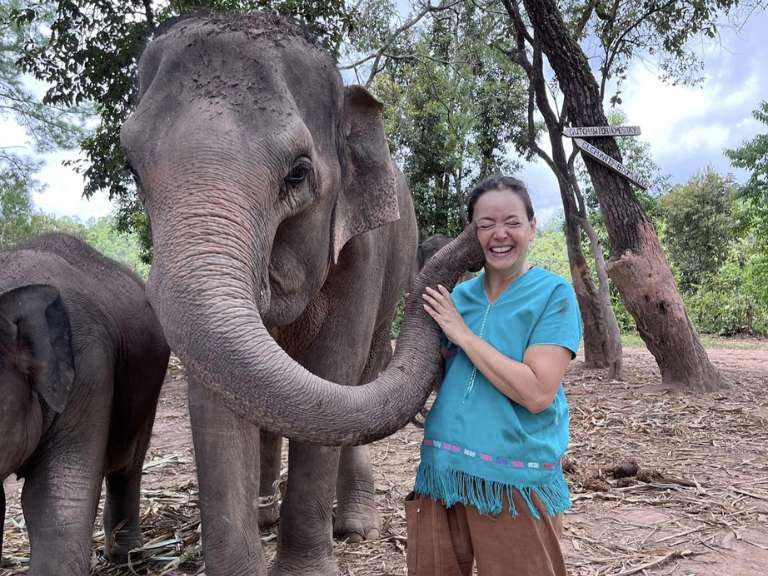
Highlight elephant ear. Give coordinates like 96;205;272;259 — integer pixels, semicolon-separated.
332;85;400;263
0;285;75;413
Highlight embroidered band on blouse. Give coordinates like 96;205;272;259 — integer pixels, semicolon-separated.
422;438;561;470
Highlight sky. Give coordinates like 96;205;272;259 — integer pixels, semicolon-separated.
3;6;767;226
521;7;768;225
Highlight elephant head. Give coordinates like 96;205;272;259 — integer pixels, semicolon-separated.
120;13;482;445
0;284;75;479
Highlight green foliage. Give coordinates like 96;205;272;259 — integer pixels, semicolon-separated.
13;0;356;241
373;5;530;238
529;229;571;280
1;0;84;174
725;100;768;246
390;292;405;339
726;101;768;199
653;171;767;336
1;204;150;277
0;167;38;246
660;169;736;292
80;215;150;277
684;235;768;335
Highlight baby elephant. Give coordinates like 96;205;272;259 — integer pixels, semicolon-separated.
0;233;169;575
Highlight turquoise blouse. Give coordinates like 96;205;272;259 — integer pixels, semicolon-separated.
415;267;582;518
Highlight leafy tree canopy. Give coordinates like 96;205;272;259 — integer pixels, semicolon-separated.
12;0;356;235
660;168;736;291
0;167;38;246
559;0;753;105
1;0;84;174
373;3;531;237
725;101;768;242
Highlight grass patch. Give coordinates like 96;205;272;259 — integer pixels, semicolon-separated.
621;332;766;350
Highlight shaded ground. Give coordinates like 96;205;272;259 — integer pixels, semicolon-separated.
2;343;767;575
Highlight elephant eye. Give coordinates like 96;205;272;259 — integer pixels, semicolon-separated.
285;158;312;186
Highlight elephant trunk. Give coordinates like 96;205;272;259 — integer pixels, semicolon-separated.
148;213;482;445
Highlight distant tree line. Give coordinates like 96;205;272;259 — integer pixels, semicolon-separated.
0;175;149;276
537;165;768;337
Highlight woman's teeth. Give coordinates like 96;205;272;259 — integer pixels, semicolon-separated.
490;246;513;254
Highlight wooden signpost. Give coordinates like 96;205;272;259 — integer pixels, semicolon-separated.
563;125;649;190
572;138;650;190
563;125;641;138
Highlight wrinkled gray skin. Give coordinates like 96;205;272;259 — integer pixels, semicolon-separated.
417;234;455;271
121;12;483;576
418;234;479;282
0;233;169;575
410;235;476;428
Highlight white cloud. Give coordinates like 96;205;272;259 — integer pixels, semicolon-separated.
31;150;114;220
0;118;32;149
617;10;767;184
519;159;561;226
621;64;758;159
677;124;732;154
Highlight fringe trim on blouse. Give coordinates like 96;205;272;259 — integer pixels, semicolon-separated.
415;462;571;519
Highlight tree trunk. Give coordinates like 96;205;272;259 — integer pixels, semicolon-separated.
564;215;622;379
516;36;623;378
521;0;722;391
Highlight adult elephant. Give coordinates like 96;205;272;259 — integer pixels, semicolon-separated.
121;11;482;576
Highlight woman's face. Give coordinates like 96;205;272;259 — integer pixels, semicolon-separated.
473;189;536;276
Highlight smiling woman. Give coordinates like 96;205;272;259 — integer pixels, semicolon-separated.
468;175;536;299
411;175;583;576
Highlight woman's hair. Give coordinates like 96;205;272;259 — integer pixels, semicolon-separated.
467;175;535;222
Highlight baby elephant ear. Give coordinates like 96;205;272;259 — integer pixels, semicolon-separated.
0;285;75;413
332;85;401;263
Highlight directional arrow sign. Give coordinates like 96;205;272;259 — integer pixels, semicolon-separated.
563;125;641;138
573;138;650;190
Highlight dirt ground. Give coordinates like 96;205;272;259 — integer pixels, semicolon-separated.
2;342;767;575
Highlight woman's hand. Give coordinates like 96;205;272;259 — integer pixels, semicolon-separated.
422;285;472;347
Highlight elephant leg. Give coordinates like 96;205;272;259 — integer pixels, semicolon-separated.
104;355;165;563
22;462;99;576
334;445;380;542
272;442;340;576
333;323;392;541
188;377;266;576
103;460;144;562
258;430;283;529
23;354;111;576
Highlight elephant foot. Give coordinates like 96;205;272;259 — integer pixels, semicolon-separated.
333;503;381;543
104;530;143;565
258;498;281;530
270;557;337;576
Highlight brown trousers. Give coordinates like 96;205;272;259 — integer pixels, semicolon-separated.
405;492;566;576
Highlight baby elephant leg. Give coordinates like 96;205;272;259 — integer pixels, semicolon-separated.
103;465;144;563
22;427;108;575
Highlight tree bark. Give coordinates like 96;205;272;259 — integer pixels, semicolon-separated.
521;0;722;391
564;213;622;379
577;210;623;380
502;19;623;379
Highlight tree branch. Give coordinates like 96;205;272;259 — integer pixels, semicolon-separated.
339;0;464;86
500;0;534;44
600;1;675;99
573;0;598;38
